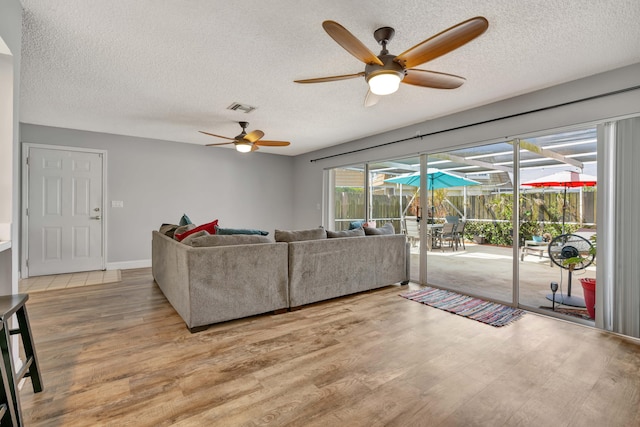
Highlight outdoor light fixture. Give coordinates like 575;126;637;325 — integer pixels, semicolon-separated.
550;281;559;311
235;142;252;153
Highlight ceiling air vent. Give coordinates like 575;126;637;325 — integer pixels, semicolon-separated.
226;102;257;114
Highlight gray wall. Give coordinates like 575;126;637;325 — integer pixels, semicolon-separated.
20;125;295;267
291;63;640;229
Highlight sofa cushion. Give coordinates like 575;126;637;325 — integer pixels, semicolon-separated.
180;230;210;245
190;234;271;247
159;223;180;238
364;222;395;235
326;228;365;238
215;226;269;236
175;220;219;242
274;228;327;242
179;213;193;226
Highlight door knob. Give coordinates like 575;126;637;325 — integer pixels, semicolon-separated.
90;216;101;220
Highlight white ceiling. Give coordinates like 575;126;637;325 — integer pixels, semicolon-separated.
18;0;640;156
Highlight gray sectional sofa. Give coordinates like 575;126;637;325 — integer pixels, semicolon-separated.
152;227;409;332
152;231;289;332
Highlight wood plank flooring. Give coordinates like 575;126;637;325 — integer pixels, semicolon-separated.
18;268;640;426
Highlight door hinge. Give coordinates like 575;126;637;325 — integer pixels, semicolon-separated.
26;156;29;165
26;259;28;268
25;208;28;216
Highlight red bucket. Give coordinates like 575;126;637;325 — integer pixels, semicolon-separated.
580;278;596;320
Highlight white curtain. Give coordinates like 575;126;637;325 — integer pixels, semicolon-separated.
599;116;640;338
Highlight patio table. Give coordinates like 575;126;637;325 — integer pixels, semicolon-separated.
426;224;443;251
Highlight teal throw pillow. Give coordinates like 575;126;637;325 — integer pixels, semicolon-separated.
179;213;193;226
215;226;269;236
349;220;365;230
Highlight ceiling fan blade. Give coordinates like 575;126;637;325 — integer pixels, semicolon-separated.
250;144;260;152
206;142;235;147
199;131;235;141
395;16;488;69
255;140;290;147
403;69;466;89
243;130;264;143
364;90;379;107
295;72;365;84
322;20;384;66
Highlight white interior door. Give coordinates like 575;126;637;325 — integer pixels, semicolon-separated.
26;147;104;276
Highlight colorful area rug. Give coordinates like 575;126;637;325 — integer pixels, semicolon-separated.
400;287;525;327
539;306;593;321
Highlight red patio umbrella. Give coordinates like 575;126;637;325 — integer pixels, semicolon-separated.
521;171;597;233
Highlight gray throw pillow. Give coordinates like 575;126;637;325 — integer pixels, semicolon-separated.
190;234;271;247
274;227;327;242
173;224;196;240
180;230;210;245
326;228;365;238
364;222;395;235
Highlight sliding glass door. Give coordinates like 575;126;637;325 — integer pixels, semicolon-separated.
423;142;515;304
324;125;599;325
517;128;597;321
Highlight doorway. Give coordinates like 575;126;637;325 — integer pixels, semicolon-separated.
22;145;106;277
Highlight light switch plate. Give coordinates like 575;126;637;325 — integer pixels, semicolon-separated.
111;200;124;208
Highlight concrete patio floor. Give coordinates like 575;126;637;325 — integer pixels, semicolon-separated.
410;241;596;324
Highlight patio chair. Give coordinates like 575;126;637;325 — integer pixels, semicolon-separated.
404;216;420;247
439;222;458;251
454;220;467;250
520;238;553;266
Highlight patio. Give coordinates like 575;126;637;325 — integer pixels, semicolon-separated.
410;241;596;323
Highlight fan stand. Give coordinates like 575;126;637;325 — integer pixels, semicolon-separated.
545;269;586;308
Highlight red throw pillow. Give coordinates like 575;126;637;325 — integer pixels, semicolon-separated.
175;220;219;241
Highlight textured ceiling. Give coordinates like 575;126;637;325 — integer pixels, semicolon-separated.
19;0;640;156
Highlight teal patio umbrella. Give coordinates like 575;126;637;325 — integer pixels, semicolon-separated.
385;168;480;219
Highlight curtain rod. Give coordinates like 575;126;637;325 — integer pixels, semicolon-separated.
309;84;640;163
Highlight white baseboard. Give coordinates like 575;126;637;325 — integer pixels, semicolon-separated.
106;259;151;270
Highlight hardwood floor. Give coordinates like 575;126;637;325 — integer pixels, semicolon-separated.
19;268;640;426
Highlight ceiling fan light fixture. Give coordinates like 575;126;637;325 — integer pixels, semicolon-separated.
235;142;252;153
367;71;403;95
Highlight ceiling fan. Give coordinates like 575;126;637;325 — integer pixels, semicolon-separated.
294;17;489;106
199;122;291;153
